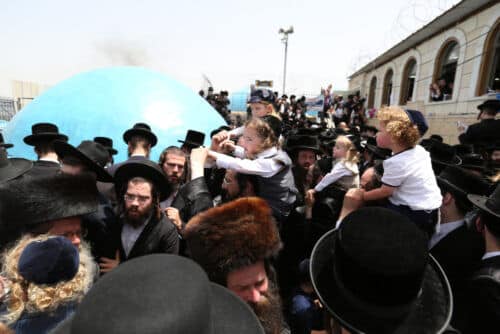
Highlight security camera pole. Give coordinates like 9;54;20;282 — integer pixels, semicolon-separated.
279;26;294;95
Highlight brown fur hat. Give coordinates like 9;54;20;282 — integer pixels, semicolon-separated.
184;197;282;285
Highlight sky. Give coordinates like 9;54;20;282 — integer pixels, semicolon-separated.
0;0;460;97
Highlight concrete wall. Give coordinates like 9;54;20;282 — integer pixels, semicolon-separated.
349;3;500;144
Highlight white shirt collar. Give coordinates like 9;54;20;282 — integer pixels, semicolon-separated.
429;219;464;249
256;147;278;159
482;251;500;260
39;157;60;164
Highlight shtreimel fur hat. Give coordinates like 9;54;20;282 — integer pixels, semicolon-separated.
184;197;282;284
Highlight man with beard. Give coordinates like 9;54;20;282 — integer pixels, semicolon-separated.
159;146;186;207
184;197;289;334
285;135;321;199
100;160;179;273
219;169;259;203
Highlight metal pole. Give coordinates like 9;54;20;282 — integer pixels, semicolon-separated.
282;36;288;95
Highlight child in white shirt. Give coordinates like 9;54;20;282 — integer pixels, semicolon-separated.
362;106;442;237
208;117;297;223
307;136;359;204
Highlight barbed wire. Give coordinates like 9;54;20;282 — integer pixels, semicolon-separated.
349;0;461;73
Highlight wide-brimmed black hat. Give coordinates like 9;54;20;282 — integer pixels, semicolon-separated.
310;207;452;333
427;140;462;165
178;129;205;148
468;183;500;219
123;123;158;147
54;140;112;183
477;99;500;112
0;133;13;149
23;123;68;146
459;154;486;173
52;254;264;334
318;129;337;142
438;165;491;210
365;143;392;160
114;159;171;201
0;150;32;184
0;173;98;227
485;141;500;153
94;136;118;155
286;135;321;154
453;144;474;157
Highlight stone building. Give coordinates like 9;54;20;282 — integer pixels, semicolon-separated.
348;0;499;143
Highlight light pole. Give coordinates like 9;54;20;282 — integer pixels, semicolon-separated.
279;26;293;95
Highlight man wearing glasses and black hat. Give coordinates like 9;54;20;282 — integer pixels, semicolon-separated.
100;160;179;273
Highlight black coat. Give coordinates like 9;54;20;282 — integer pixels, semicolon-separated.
430;224;484;332
466;255;500;333
459;119;500;149
113;212;179;261
24;160;60;179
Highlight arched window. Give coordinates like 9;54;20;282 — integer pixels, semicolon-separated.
399;59;417;105
477;19;500;95
431;40;459;101
368;76;377;108
382;69;393;106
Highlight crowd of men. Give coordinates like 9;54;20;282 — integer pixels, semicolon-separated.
0;93;499;334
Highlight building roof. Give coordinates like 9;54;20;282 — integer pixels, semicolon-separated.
348;0;496;79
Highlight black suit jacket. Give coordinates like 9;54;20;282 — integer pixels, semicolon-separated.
467;255;500;334
459;119;500;148
430;224;484;332
113;212;179;261
24;160;60;179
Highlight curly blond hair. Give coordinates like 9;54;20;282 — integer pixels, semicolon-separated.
377;106;420;148
0;235;95;325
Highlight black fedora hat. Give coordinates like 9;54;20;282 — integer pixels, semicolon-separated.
23;123;68;146
178;129;205;148
0;150;32;184
0;133;13;149
285;135;322;154
54;140;112;183
477;99;500;112
310;207;452;333
427;140;462;166
365;143;392;160
453;144;474;157
94;136;118;155
438;165;491;210
123;123;157;147
459;154;486;173
468;183;500;219
114;159;171;201
51;254;264;334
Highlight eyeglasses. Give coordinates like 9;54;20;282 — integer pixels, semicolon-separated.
124;194;151;204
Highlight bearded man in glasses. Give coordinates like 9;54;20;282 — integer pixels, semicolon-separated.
99;160;179;273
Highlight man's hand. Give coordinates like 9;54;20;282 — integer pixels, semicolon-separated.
165;207;183;231
338;188;365;221
99;250;121;274
190;147;208;165
306;189;316;204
